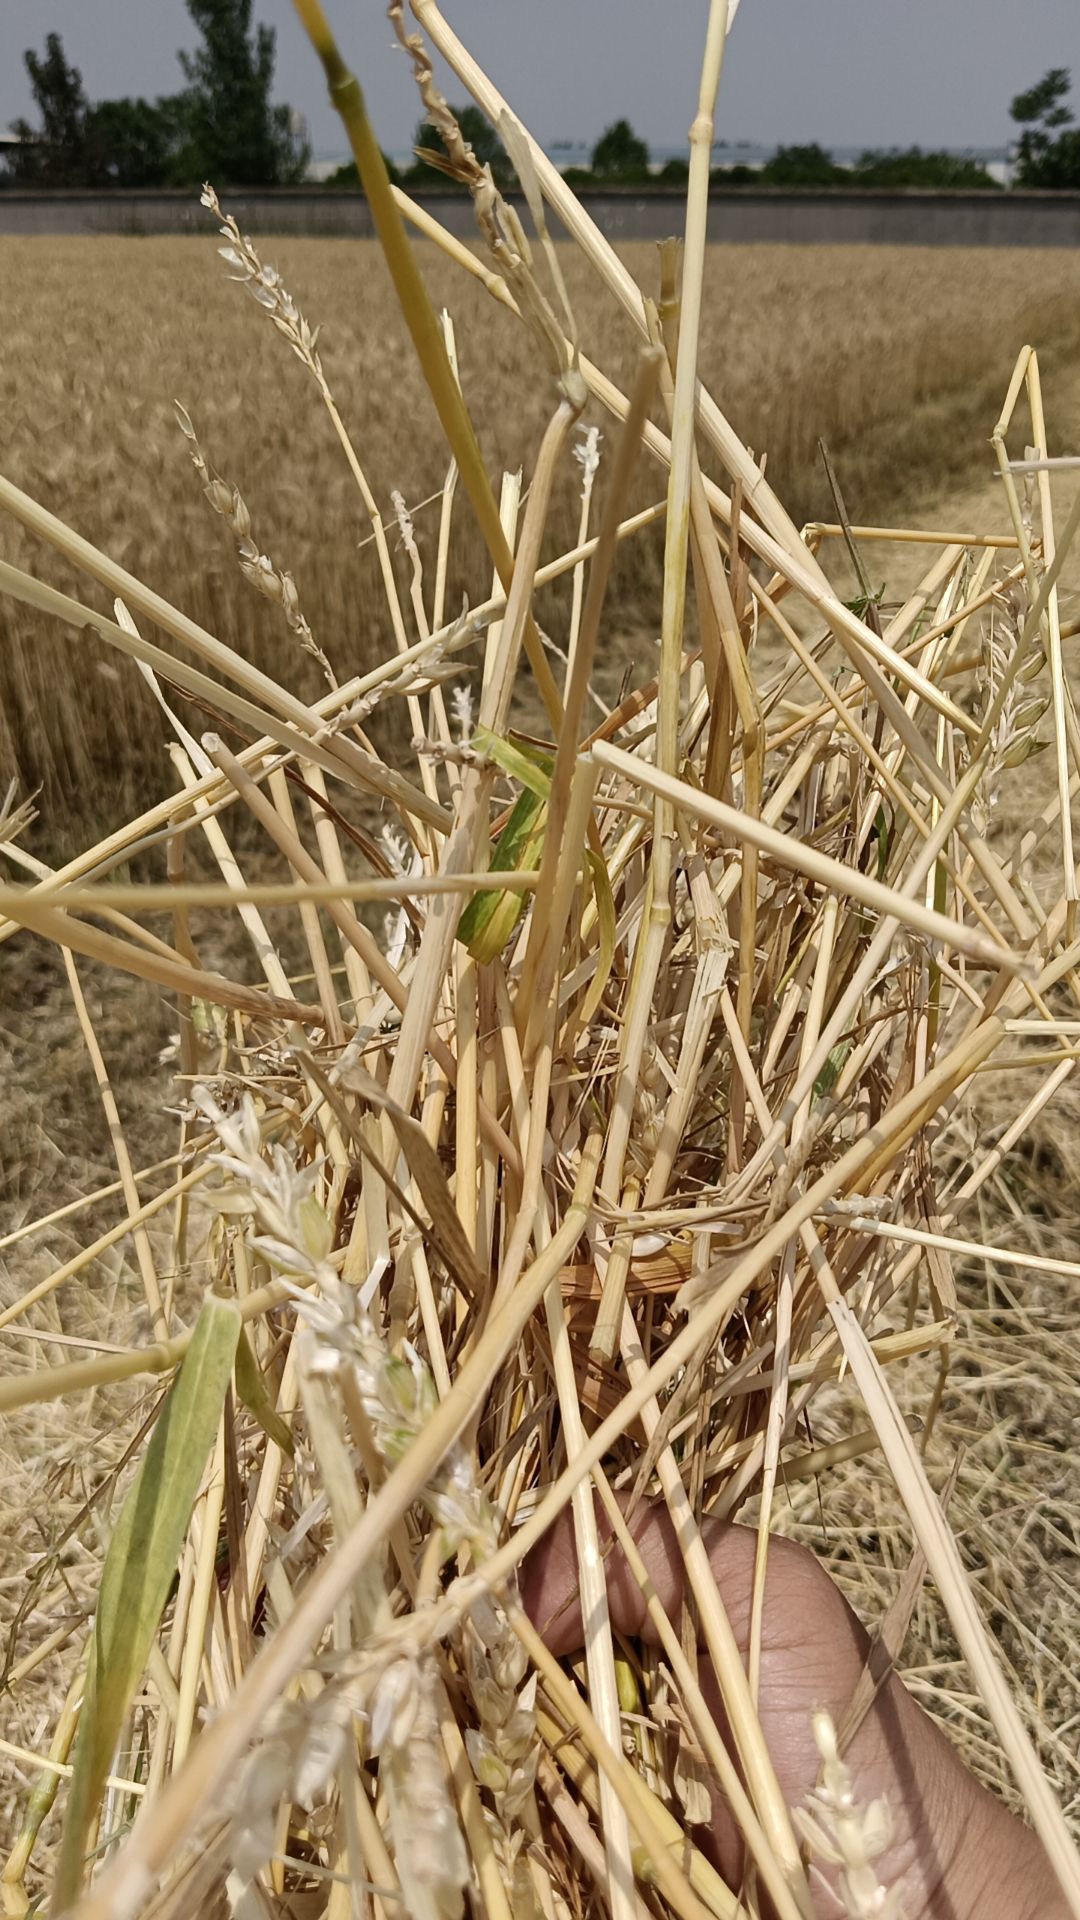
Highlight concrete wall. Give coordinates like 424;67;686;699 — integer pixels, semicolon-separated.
0;186;1078;247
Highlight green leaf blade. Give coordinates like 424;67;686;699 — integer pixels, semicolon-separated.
55;1292;242;1905
457;788;547;962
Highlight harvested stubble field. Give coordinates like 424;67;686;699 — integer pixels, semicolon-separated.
2;89;1080;1920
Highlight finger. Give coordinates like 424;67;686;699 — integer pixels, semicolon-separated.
520;1493;854;1667
521;1497;1004;1915
520;1496;866;1894
519;1495;686;1654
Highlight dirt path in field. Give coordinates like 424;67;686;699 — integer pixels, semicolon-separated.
867;351;1080;611
815;350;1080;875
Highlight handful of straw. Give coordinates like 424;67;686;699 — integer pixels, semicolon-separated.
1;2;1079;1917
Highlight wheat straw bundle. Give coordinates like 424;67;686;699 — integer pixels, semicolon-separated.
1;3;1079;1917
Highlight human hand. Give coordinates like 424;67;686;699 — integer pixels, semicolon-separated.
522;1500;1065;1920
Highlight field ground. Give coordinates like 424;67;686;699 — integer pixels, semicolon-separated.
2;232;1080;1866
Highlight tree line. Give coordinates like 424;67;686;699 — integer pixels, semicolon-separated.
706;71;1079;191
2;1;308;189
3;12;1078;195
557;78;1079;191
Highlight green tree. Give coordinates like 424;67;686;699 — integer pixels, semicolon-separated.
850;147;999;189
709;162;756;187
759;143;841;187
591;119;650;180
83;98;177;187
1024;127;1080;187
177;0;309;185
7;32;89;185
3;8;308;189
409;104;512;187
1010;68;1080;187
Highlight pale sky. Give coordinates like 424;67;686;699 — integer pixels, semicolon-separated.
1;1;1077;161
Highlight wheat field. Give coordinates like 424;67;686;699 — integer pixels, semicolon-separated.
3;192;1080;1914
3;234;1080;834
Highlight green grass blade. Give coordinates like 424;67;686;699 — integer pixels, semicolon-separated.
578;849;618;1029
290;0;564;726
457;790;547;962
234;1324;296;1456
54;1292;242;1904
472;725;554;799
813;1039;851;1104
456;728;553;960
